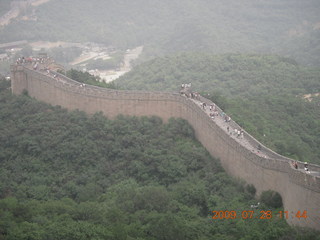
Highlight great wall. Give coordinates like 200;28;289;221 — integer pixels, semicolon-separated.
10;63;320;230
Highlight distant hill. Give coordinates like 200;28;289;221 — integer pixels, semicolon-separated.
116;53;320;95
116;53;320;164
0;0;319;65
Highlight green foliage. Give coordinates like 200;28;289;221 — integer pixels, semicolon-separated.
260;191;283;208
0;1;320;65
116;53;320;164
0;78;10;90
21;89;28;96
117;53;320;95
245;184;256;197
0;80;317;239
226;95;320;163
66;69;117;89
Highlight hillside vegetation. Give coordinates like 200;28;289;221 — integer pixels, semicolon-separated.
1;79;319;239
116;54;320;164
0;0;319;65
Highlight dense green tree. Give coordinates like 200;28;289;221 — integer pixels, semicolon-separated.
0;80;318;239
116;53;320;164
260;190;283;208
66;69;117;89
1;0;320;65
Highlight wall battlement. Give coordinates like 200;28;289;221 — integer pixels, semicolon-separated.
11;64;320;230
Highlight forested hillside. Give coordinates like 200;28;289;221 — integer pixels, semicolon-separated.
116;54;320;164
0;0;319;65
1;79;319;239
1;0;320;237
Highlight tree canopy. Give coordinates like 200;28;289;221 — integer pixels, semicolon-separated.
116;53;320;164
0;0;319;65
1;78;319;239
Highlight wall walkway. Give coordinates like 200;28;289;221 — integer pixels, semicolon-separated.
11;64;320;230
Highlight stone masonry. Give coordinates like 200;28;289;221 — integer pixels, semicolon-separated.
11;64;320;230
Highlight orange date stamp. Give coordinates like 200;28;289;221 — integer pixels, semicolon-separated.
211;210;308;220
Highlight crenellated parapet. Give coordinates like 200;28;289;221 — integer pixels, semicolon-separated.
11;64;320;230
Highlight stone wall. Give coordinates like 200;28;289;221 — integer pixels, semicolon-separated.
11;65;320;230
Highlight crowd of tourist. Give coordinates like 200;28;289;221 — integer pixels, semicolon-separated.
16;55;66;82
180;83;316;175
